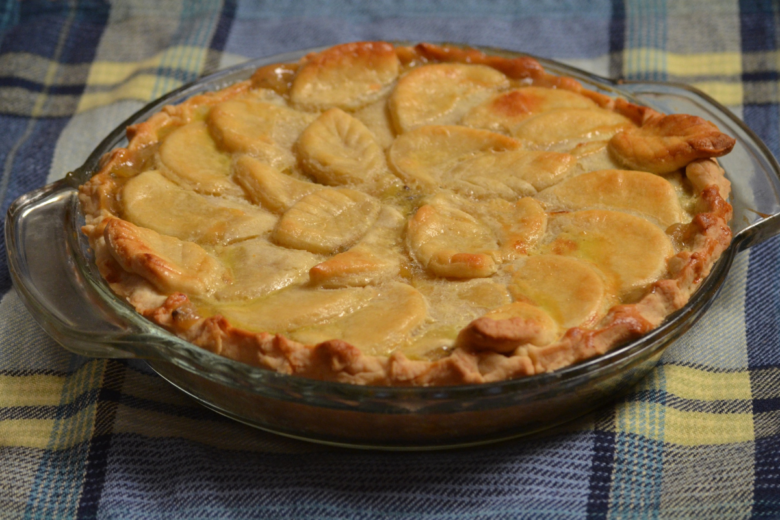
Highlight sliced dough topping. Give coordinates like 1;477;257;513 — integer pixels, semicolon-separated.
296;108;388;187
462;87;598;134
537;169;684;227
447;149;576;196
568;140;624;173
542;210;674;300
352;97;396;149
219;285;377;334
207;90;315;170
309;205;405;288
214;238;321;301
309;244;399;288
389;63;509;133
289;282;428;356
290;41;400;111
158;121;239;196
508;255;607;329
233;154;322;214
273;189;381;254
388;125;523;190
104;218;229;296
407;201;499;279
512;108;635;147
476;197;548;260
122;170;275;245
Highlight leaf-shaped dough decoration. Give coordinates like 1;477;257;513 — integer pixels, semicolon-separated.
296;108;388;187
273;189;381;254
290;282;428;356
447;149;576;195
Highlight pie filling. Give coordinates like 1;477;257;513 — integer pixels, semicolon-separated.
79;42;735;386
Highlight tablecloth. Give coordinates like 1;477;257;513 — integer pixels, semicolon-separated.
1;0;779;518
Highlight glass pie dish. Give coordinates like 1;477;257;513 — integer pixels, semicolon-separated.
7;44;780;449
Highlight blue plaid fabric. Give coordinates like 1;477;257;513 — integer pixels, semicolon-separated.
1;0;779;517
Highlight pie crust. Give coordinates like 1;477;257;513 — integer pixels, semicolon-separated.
79;42;735;386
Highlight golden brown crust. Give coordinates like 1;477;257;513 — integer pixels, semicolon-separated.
78;41;735;386
290;41;399;111
103;218;231;296
608;114;736;174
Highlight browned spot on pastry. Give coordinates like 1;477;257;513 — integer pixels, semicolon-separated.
493;90;537;117
609;114;736;174
394;45;420;65
694;205;732;234
407;202;499;279
550;238;578;255
579;89;614;108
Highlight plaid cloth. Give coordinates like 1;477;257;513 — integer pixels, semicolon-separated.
1;0;779;517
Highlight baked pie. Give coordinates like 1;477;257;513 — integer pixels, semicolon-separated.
79;42;735;386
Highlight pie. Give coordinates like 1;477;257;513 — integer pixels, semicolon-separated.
79;42;735;386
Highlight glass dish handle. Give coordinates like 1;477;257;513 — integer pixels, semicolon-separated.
618;80;780;251
5;178;158;359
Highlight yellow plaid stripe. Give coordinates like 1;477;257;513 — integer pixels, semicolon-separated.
624;48;744;105
0;374;67;407
76;45;209;112
656;365;752;401
617;366;755;445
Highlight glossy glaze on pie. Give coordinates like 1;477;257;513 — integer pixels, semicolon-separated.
79;42;735;386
